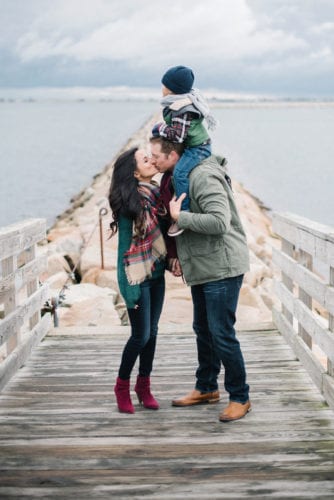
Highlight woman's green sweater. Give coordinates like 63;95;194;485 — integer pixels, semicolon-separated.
117;216;165;309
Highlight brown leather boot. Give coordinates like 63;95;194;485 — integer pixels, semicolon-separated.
219;401;251;422
172;389;220;407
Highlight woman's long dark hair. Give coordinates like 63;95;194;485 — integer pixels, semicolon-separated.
108;147;142;236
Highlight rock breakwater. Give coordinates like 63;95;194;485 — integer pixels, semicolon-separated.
42;115;278;328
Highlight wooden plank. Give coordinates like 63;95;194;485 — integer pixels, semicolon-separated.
272;212;334;246
26;244;39;330
0;219;49;386
1;255;19;355
0;284;49;346
314;236;334;269
273;212;334;268
281;238;294;324
0;313;51;390
0;407;332;429
0;219;46;261
273;308;327;395
297;249;314;347
329;266;334;377
45;322;276;337
272;213;298;247
273;247;334;315
0;480;333;500
0;254;47;299
274;279;334;363
0;450;333;479
323;374;334;411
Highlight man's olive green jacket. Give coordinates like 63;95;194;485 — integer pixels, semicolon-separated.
176;155;250;286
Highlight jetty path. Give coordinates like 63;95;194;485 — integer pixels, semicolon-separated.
0;323;334;499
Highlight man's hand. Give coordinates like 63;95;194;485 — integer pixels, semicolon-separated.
168;258;183;277
169;193;186;221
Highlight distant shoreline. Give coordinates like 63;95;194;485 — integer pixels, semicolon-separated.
210;100;334;108
2;98;334;108
0;86;333;105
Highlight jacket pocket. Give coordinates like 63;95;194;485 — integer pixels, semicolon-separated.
181;232;222;257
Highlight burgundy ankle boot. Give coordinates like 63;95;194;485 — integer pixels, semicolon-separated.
134;375;159;410
114;377;135;414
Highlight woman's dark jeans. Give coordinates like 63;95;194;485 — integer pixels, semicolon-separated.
118;275;165;380
191;275;249;403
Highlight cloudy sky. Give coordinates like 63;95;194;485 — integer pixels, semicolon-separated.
1;0;334;97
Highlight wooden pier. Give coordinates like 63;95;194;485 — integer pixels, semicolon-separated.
1;215;334;498
0;324;334;499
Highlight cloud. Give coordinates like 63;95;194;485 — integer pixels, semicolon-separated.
15;0;307;66
1;0;334;95
311;22;334;34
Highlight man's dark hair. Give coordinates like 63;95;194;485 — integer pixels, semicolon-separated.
149;136;184;157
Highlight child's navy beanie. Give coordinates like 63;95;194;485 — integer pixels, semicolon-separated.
161;65;194;94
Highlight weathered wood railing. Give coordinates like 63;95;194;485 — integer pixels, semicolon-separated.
272;212;334;409
0;219;51;390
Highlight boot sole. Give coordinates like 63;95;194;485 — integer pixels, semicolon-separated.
219;407;251;422
118;408;135;414
172;397;220;407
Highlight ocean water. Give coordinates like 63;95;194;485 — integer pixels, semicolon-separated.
0;100;333;229
0;100;156;228
210;104;334;227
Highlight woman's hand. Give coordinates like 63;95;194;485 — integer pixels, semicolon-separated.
169;193;186;221
168;258;183;277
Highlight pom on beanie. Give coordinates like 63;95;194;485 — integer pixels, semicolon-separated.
161;65;194;94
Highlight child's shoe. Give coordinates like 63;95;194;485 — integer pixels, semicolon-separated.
168;222;184;237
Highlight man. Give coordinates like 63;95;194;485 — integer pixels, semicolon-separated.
150;136;251;422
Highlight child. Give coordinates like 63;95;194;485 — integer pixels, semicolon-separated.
152;65;217;236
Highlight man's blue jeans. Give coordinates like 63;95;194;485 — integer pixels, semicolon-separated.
191;275;249;403
118;275;165;380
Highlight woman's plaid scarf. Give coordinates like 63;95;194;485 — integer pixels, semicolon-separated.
124;182;166;285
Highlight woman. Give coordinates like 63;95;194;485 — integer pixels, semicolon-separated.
109;147;166;414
